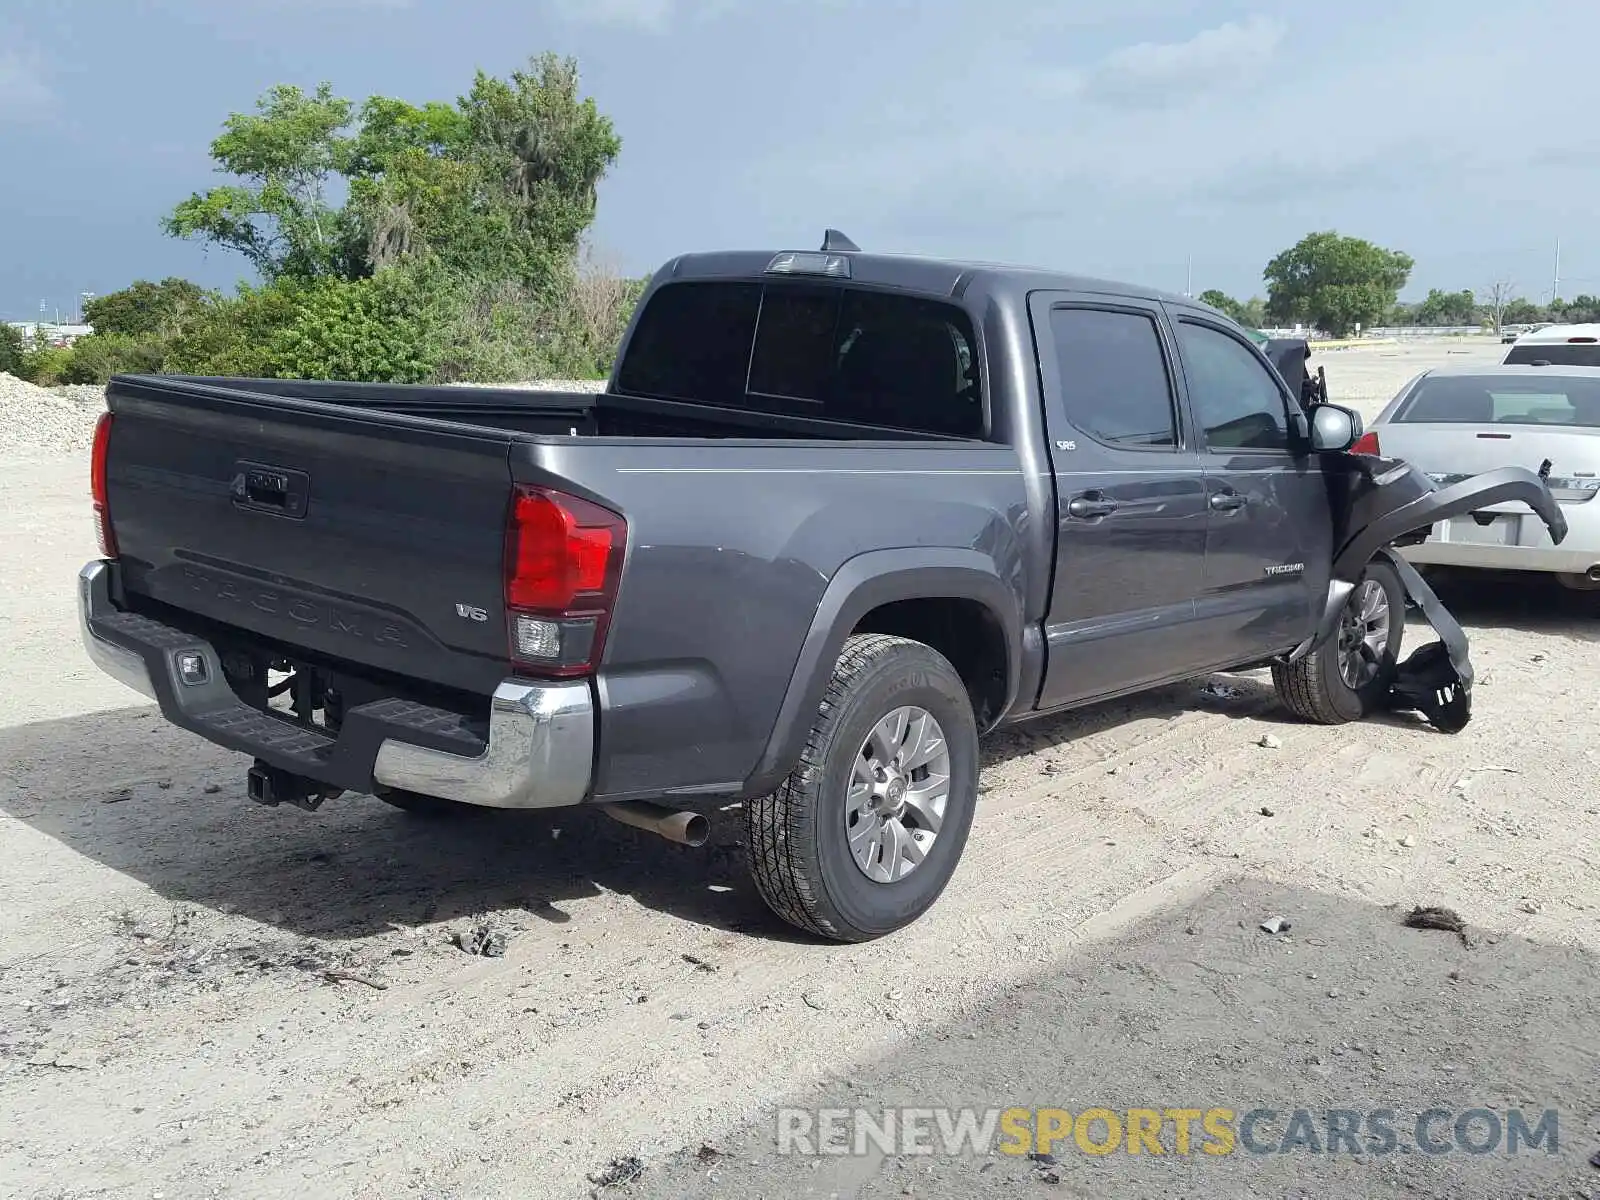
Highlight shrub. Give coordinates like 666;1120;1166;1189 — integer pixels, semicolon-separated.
82;279;208;338
59;333;168;384
162;284;306;378
17;343;75;385
0;323;23;375
266;271;441;382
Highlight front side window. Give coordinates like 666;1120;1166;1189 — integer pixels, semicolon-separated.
1177;320;1291;451
617;281;983;438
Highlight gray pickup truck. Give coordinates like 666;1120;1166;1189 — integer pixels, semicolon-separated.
80;232;1566;941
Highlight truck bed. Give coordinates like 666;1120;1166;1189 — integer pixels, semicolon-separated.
100;373;1030;804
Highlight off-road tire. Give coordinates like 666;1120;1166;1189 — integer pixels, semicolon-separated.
1273;559;1405;724
746;634;979;942
379;790;485;817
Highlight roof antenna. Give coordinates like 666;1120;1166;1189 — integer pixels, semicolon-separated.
821;229;860;253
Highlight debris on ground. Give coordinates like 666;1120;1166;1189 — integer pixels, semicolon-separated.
1260;916;1291;935
321;969;387;990
801;991;827;1011
1399;835;1417;848
1258;734;1283;750
1403;906;1470;945
1199;681;1243;700
589;1155;644;1191
1028;1151;1063;1183
695;1143;725;1163
456;923;509;958
681;953;717;974
1260;806;1276;817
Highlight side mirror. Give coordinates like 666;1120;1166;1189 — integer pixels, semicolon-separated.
1309;404;1363;453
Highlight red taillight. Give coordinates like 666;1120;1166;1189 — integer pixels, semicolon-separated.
91;412;117;557
503;486;626;677
1350;431;1381;456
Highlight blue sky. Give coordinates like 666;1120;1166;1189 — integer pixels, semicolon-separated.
2;0;1596;321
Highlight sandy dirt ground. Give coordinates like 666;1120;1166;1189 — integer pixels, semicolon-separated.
2;338;1598;1200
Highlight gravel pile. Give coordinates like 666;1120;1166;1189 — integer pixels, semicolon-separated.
0;374;105;458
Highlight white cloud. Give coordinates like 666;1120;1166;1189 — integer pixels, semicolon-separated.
0;46;52;119
1044;14;1287;108
546;0;832;32
547;0;681;31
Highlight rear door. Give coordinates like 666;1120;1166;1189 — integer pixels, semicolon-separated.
1166;311;1331;665
1029;294;1211;709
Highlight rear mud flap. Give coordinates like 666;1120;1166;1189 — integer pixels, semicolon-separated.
1374;549;1472;733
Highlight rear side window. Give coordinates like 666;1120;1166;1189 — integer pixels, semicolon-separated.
617;281;983;438
1504;343;1600;367
1176;321;1291;451
1048;307;1178;449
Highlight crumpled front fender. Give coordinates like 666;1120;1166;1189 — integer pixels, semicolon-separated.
1288;461;1567;664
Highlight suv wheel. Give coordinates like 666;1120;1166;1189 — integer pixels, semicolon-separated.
1273;559;1405;724
746;634;979;942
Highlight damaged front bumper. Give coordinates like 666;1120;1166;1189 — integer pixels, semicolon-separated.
1286;460;1568;732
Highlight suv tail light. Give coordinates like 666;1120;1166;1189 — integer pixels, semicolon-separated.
1350;431;1381;456
503;485;626;677
91;412;117;557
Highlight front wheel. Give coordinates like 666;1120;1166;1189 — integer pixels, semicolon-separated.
746;634;979;942
1273;560;1405;724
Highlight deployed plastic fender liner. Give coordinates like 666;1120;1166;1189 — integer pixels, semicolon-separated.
1374;548;1473;733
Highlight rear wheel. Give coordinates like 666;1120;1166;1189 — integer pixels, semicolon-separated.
1273;560;1405;724
746;634;979;942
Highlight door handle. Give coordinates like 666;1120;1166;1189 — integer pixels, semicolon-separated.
1209;490;1246;512
1068;493;1120;519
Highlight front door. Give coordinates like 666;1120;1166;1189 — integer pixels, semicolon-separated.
1165;310;1332;666
1031;296;1211;710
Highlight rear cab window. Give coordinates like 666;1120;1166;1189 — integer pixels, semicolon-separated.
1395;374;1600;428
1503;343;1600;367
616;281;984;438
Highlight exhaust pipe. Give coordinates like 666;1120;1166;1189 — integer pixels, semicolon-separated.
602;800;709;847
1588;565;1600;583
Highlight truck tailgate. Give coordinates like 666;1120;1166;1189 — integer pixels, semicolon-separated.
105;378;516;696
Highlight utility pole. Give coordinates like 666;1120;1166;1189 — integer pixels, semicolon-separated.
1185;256;1193;299
1552;238;1561;305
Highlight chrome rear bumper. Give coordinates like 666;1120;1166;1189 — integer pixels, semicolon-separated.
77;559;594;809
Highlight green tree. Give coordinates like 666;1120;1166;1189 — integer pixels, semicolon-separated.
1198;289;1247;323
1264;231;1413;337
0;323;23;375
1553;295;1600;323
164;56;621;293
164;83;358;280
1415;288;1478;327
83;278;208;337
1502;298;1546;325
